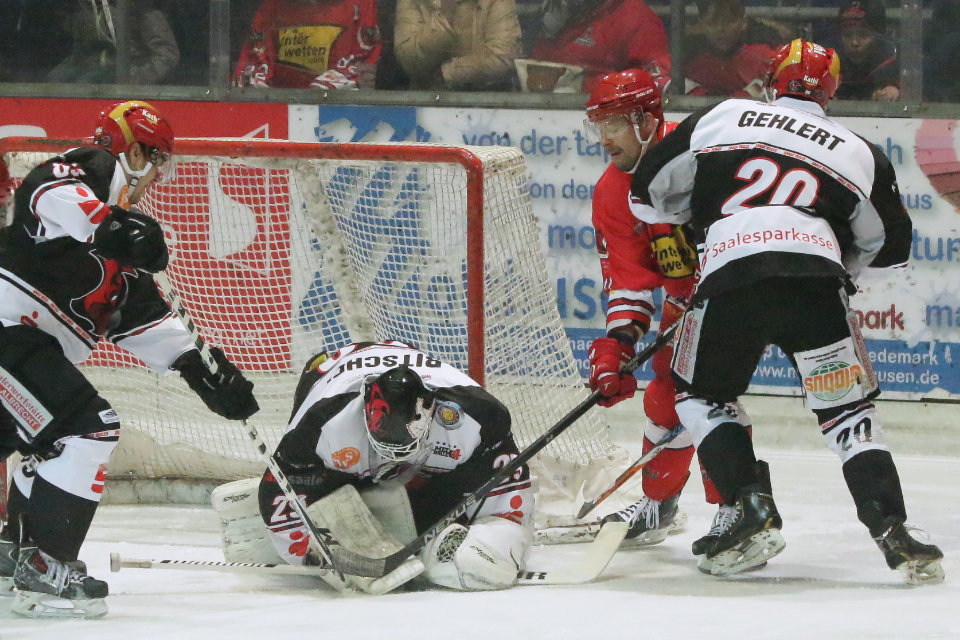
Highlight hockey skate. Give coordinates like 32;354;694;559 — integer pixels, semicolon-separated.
701;461;785;576
601;494;685;548
11;544;108;619
873;518;944;586
0;522;15;596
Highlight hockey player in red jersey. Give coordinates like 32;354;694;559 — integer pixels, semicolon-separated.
234;0;382;89
629;40;943;583
0;101;259;618
240;341;534;592
584;70;753;568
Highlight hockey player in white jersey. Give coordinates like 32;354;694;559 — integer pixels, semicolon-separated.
628;40;943;584
0;100;259;618
234;341;534;592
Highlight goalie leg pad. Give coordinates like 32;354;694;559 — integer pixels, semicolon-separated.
359;482;418;544
422;516;531;591
211;477;283;565
304;485;423;594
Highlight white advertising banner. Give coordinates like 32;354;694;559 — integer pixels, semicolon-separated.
289;104;960;400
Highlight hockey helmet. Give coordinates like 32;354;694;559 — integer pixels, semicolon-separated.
93;100;175;180
363;366;434;462
584;68;665;150
765;39;841;108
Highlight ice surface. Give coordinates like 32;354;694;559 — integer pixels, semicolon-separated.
2;445;957;640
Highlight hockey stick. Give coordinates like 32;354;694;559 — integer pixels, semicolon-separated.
110;520;627;588
575;424;685;519
110;552;334;577
152;271;347;592
517;521;628;585
328;321;681;578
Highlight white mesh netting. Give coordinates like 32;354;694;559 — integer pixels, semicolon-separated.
2;139;636;529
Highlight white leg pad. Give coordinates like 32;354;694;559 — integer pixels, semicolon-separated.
359;482;418;544
211;477;284;565
422;516;531;591
305;485;424;594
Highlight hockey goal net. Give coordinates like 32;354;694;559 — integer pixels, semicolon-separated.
0;137;635;532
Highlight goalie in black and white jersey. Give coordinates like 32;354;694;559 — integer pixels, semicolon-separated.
213;340;535;593
0;101;259;619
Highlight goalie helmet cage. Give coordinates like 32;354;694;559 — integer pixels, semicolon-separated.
0;137;639;530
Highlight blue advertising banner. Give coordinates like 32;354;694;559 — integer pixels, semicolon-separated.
288;104;960;401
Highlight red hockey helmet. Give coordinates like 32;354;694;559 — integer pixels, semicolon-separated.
93;100;174;172
585;68;664;125
363;366;434;462
765;39;841;108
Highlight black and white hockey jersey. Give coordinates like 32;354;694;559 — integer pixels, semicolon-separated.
259;341;534;564
0;146;193;368
629;96;912;299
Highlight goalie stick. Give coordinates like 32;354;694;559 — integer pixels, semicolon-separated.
152;271;348;592
326;320;681;579
110;523;628;588
576;424;685;519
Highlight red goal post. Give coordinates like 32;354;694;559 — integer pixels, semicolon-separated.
0;137;637;532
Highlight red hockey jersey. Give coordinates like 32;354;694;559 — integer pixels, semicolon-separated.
234;0;382;89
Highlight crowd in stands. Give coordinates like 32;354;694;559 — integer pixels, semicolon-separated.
0;0;955;101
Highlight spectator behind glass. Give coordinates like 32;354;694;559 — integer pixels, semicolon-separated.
374;0;410;89
683;0;785;98
826;0;899;101
46;0;180;84
923;0;960;102
518;0;669;94
234;0;382;89
394;0;522;91
0;0;70;82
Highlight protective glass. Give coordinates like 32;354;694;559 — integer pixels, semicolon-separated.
582;114;635;143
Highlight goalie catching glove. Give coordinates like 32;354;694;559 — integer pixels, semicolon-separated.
172;348;259;420
588;337;637;408
93;206;169;273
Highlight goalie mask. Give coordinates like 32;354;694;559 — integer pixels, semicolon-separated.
93;100;176;184
764;39;841;108
363;366;434;462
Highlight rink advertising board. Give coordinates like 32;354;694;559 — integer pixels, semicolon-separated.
4;98;960;399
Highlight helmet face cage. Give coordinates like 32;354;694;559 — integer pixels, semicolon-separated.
765;39;841;107
363;366;434;462
93;100;176;182
584;69;663;145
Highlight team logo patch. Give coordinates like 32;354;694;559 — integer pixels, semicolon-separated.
435;401;463;429
432;443;462;460
331;446;361;469
803;361;863;402
99;408;120;424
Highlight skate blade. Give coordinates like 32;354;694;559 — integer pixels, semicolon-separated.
898;558;945;586
708;529;785;576
697;554;767;575
11;589;108;619
621;510;687;549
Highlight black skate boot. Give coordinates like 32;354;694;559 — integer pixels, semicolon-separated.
873;518;944;586
601;494;685;547
11;543;109;619
702;460;785;576
0;521;16;596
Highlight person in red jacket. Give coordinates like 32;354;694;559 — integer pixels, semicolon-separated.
530;0;670;94
584;70;753;569
234;0;382;89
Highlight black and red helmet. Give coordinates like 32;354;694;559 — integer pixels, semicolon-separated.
363;366;434;462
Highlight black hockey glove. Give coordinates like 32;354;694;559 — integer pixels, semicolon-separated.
172;348;260;420
93;206;169;273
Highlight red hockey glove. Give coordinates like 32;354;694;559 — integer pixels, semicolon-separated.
588;337;637;408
